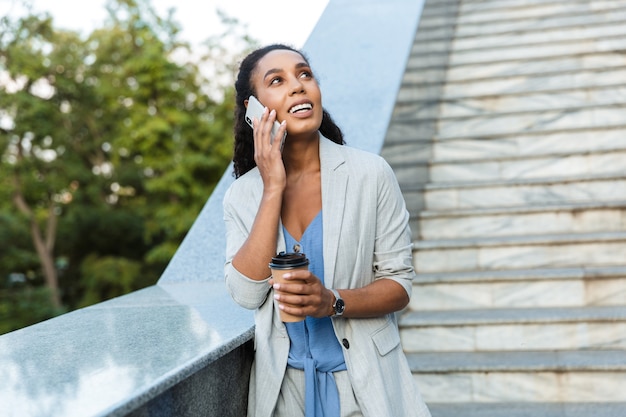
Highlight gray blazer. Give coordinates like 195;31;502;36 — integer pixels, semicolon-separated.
224;137;431;417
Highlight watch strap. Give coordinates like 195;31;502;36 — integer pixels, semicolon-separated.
330;288;344;317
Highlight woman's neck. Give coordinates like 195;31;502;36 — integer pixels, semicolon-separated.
283;131;321;176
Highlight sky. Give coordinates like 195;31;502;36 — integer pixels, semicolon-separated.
2;0;330;48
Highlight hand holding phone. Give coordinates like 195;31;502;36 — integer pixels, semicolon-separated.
245;95;287;150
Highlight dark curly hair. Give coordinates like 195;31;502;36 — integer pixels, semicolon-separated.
232;44;345;178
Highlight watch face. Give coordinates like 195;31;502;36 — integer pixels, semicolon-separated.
335;298;345;314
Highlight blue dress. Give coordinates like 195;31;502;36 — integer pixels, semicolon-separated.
282;210;347;417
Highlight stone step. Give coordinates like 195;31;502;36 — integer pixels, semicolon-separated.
411;14;459;43
439;84;626;118
382;125;626;165
427;402;626;417
400;306;626;352
410;23;626;68
402;305;626;328
412;29;457;47
385;105;626;143
410;275;626;311
459;0;625;14
447;36;626;67
424;174;626;211
429;127;626;161
416;0;461;31
409;350;626;403
413;231;626;273
396;77;626;114
438;104;626;141
418;0;463;17
380;139;433;166
406;51;626;84
413;265;626;285
455;2;626;38
429;149;626;183
416;0;626;34
453;21;626;52
457;0;626;23
413;21;626;61
418;201;626;239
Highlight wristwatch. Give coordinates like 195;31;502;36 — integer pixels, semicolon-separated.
330;289;345;317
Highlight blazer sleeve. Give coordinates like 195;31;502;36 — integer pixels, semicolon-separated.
222;179;272;310
372;158;415;298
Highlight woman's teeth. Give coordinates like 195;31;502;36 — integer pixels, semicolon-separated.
289;103;312;113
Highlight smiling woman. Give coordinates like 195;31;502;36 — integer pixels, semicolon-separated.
223;44;432;417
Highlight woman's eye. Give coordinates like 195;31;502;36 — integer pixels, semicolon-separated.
270;77;282;85
300;71;312;79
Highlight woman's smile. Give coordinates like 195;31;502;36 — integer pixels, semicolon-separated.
288;99;314;118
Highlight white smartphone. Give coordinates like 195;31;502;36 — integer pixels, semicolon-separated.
245;95;286;150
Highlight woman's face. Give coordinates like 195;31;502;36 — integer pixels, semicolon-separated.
250;49;323;137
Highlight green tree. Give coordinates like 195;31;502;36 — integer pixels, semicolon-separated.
0;12;71;308
0;0;253;331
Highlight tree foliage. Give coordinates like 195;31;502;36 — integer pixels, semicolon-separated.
0;0;255;334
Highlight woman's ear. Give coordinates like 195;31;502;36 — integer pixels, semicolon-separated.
244;99;249;109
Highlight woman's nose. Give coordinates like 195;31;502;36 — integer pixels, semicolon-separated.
289;77;305;95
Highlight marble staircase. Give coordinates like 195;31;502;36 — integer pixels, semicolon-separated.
381;0;626;415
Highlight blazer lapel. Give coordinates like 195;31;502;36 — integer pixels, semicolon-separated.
319;137;347;289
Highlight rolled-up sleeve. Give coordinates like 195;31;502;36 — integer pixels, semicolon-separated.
223;179;271;309
372;159;415;298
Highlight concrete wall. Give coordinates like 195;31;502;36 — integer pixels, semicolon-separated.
126;340;254;417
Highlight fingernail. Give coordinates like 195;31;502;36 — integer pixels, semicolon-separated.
283;273;291;279
270;109;276;116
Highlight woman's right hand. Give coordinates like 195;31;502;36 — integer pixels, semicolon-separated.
272;270;335;319
253;108;288;193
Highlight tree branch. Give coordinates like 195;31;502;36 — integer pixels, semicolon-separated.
45;201;58;253
12;173;33;218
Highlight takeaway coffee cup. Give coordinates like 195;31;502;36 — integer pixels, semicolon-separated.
269;252;309;322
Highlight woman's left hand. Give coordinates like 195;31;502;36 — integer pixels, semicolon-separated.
270;270;334;318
